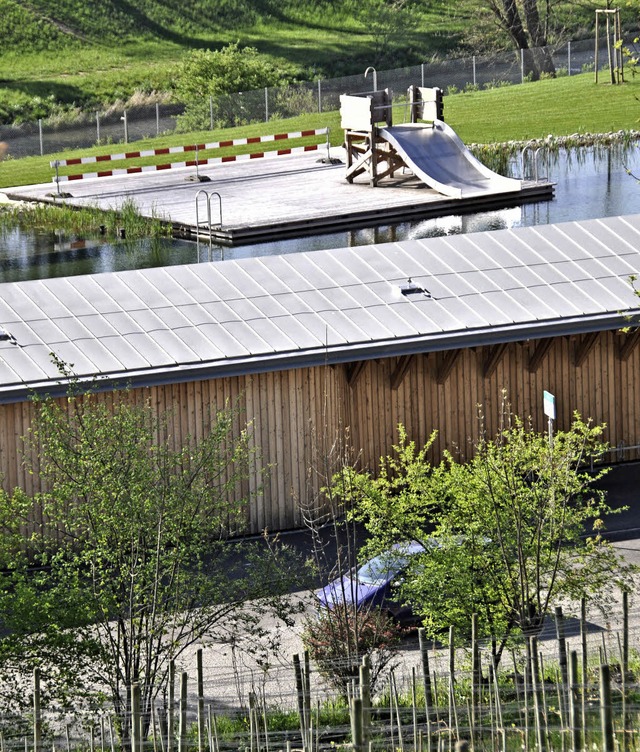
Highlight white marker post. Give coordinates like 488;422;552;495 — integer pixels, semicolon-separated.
543;390;556;448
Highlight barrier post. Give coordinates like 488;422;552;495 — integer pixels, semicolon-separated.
209;97;214;130
317;79;322;113
264;87;269;122
96;111;101;144
53;160;61;196
121;110;129;144
156;102;160;135
568;41;571;75
38;119;44;156
472;56;476;86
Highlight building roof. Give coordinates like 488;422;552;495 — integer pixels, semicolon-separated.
1;213;640;403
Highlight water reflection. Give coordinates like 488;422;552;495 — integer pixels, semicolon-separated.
2;143;640;283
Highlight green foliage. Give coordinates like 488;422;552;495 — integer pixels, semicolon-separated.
0;199;171;239
174;43;290;130
343;400;636;667
302;604;403;697
0;373;302;740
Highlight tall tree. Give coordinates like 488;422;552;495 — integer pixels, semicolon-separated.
482;0;556;78
337;405;635;668
0;375;301;741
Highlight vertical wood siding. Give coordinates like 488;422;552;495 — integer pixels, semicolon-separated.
0;332;638;534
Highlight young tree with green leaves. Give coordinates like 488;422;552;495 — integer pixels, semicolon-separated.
0;376;302;741
173;42;289;130
336;404;635;668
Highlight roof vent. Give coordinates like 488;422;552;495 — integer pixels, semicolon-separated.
400;278;431;298
0;327;15;343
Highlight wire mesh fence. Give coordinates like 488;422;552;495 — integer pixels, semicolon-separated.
1;30;638;160
5;597;640;752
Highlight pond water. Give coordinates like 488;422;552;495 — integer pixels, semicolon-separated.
2;144;640;284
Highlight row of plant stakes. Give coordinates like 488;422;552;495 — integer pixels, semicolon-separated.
7;591;640;752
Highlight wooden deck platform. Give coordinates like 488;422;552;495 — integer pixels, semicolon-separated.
6;148;554;245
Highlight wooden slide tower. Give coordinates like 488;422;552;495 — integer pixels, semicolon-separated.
340;86;443;187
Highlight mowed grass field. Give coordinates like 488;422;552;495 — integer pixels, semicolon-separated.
1;73;638;191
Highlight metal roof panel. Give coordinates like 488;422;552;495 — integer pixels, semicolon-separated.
2;214;640;398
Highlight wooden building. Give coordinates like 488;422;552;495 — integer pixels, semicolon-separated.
1;214;640;533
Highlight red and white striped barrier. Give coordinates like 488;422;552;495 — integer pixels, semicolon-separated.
50;128;329;181
52;143;326;182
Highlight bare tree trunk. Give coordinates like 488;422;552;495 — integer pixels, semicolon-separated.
522;0;555;75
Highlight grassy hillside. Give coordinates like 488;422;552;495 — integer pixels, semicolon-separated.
0;0;471;123
0;0;634;126
1;73;638;190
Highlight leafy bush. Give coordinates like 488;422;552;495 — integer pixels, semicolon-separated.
302;605;404;697
173;43;291;131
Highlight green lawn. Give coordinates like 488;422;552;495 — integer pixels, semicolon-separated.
446;74;640;143
1;73;638;191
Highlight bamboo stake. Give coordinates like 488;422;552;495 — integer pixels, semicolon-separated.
351;697;364;752
151;709;158;752
448;627;455;746
600;663;614;752
293;654;307;748
471;614;479;747
392;670;405;752
554;667;565;752
491;662;504;751
389;676;396;752
523;655;530;752
108;716;116;752
622;590;629;752
580;599;587;751
530;637;546;752
412;667;419;752
538;652;551;750
262;687;271;752
555;606;568;724
360;656;371;752
249;691;256;752
33;668;42;752
432;670;441;730
568;650;581;752
132;684;142;752
168;661;175;752
304;651;312;751
419;629;434;714
197;649;205;752
205;707;214;752
155;708;165;752
178;673;187;752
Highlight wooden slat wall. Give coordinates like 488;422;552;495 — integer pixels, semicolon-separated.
347;333;640;474
0;365;348;535
1;331;639;535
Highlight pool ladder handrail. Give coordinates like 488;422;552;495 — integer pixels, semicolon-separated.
195;190;223;260
521;145;548;182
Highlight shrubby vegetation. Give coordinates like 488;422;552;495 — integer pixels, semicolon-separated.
328;400;635;670
173;43;294;131
0;375;304;740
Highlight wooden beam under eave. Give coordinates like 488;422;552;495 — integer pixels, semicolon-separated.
574;331;600;367
619;329;640;361
483;343;508;379
390;354;414;390
436;349;461;384
345;360;367;388
528;338;554;373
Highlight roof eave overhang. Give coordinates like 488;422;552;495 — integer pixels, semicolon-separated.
1;310;639;405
